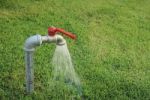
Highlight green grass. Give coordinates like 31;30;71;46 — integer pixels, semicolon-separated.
0;0;150;99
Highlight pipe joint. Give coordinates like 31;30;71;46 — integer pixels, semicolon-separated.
24;34;42;52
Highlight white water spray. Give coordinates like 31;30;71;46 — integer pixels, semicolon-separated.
52;43;81;94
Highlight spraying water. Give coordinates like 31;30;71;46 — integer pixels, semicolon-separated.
52;43;82;96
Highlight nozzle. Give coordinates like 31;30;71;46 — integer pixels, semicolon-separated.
56;35;66;46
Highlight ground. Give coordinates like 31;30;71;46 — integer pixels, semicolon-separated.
0;0;150;100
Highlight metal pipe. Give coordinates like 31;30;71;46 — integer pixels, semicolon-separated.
24;34;65;93
25;51;34;93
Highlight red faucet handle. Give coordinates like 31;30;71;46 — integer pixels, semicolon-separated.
48;27;76;40
56;28;76;39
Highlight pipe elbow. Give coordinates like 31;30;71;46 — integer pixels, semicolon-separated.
24;34;42;51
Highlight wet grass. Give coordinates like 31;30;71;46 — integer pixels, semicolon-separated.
0;0;150;99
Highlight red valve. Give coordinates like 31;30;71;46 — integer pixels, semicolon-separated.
48;27;76;39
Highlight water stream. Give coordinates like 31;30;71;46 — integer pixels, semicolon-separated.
52;43;82;96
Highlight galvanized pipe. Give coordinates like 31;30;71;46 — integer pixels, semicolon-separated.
25;51;34;93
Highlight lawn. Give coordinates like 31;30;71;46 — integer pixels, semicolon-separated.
0;0;150;99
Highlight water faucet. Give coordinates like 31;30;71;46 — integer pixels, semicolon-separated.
24;27;76;93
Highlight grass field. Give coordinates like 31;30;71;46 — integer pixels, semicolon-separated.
0;0;150;99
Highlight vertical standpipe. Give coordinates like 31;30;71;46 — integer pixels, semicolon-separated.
24;34;42;93
24;34;66;93
25;51;34;93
